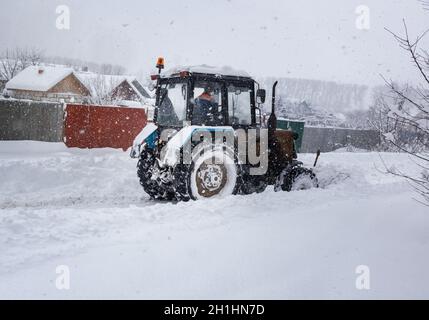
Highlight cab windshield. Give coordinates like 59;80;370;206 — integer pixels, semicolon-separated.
156;80;188;127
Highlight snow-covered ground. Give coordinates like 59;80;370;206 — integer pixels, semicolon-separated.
0;141;428;299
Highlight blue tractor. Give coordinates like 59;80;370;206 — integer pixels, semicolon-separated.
130;58;318;201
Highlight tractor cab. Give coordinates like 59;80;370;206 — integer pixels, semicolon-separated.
152;64;266;130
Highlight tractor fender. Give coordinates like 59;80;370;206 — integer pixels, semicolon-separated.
130;122;158;158
160;125;235;167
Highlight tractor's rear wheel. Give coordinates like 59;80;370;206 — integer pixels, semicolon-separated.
174;147;240;201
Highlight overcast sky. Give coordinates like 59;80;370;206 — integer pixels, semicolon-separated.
0;0;428;86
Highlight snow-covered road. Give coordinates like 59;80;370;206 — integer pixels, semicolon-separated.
0;141;428;299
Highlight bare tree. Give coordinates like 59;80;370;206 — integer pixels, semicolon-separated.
367;86;424;151
0;47;43;80
378;20;429;204
0;49;20;81
368;88;391;139
420;0;429;11
82;74;119;105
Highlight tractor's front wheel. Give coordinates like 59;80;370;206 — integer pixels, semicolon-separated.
137;148;175;200
279;167;318;192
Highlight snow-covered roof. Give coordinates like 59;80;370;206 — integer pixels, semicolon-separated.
164;65;251;78
5;64;151;100
128;78;152;99
6;65;74;92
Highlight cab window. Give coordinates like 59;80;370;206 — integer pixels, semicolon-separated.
228;84;252;125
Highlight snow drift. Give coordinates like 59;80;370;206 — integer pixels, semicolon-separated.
0;141;428;299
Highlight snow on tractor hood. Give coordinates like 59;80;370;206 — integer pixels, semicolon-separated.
160;125;235;167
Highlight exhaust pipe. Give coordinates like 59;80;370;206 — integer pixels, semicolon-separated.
267;81;278;136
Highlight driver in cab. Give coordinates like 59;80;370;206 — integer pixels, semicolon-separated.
193;86;220;125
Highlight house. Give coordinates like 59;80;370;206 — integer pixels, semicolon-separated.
5;64;153;106
5;65;91;103
111;77;151;101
